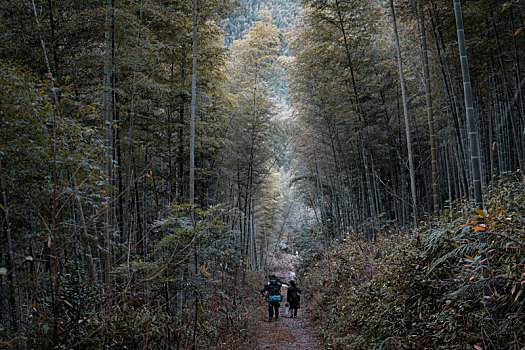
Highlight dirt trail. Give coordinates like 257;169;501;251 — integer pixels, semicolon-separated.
253;253;323;349
253;291;323;350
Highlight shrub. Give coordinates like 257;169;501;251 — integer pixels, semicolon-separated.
300;173;525;349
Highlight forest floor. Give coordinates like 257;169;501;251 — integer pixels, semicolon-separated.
252;299;323;350
252;252;323;349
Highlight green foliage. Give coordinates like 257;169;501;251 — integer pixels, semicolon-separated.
221;16;286;256
1;0;279;345
11;203;255;348
102;204;258;349
300;174;525;349
222;0;299;48
0;60;105;236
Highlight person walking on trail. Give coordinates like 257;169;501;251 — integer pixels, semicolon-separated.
287;280;301;318
260;274;282;321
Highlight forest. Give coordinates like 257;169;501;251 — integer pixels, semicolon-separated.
0;0;524;349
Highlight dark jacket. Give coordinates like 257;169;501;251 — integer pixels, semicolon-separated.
260;279;282;298
287;285;301;307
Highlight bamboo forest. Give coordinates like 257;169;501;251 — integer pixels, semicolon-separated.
1;0;524;348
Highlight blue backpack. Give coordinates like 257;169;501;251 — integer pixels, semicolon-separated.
268;294;281;302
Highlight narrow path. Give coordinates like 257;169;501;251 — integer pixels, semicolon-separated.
253;251;323;350
253;293;323;350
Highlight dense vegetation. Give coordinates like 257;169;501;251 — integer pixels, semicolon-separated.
0;0;288;347
288;0;525;348
1;0;524;348
289;0;525;237
299;174;524;349
0;59;261;347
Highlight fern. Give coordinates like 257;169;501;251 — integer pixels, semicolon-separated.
428;241;485;274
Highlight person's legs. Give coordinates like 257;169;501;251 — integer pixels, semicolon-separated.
268;302;273;320
289;303;297;317
274;303;279;319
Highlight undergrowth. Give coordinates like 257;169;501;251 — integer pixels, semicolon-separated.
298;173;525;349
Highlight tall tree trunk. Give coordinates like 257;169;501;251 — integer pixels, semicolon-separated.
0;160;22;348
509;7;525;171
125;1;144;246
453;0;483;209
489;7;521;173
30;2;62;344
190;2;198;348
389;0;418;227
486;17;497;179
334;0;377;239
167;59;175;203
110;0;124;246
47;0;59;80
430;0;470;197
103;0;113;283
190;0;197;209
419;0;439;213
313;149;328;240
453;0;489;301
178;43;187;202
443;141;453;214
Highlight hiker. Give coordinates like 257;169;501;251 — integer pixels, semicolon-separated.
287;280;301;318
260;274;282;321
